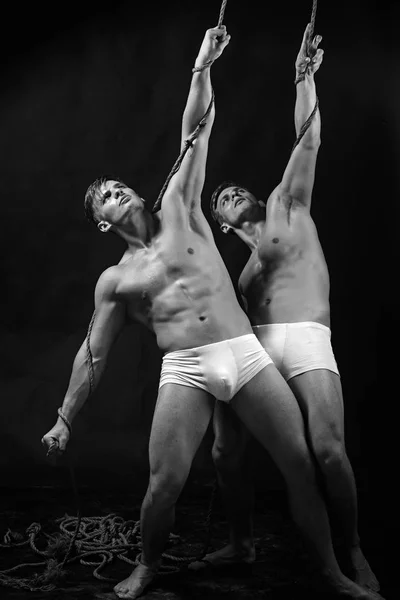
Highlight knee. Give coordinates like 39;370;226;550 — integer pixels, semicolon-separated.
281;443;317;483
313;435;346;473
148;468;188;506
212;439;245;472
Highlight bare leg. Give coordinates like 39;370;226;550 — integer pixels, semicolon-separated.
229;364;383;599
288;369;380;592
213;403;255;554
189;403;255;571
114;384;214;600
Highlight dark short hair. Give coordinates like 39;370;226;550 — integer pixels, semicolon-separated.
84;175;127;225
209;180;246;225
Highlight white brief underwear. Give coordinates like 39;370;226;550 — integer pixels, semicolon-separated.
159;333;273;402
252;321;339;382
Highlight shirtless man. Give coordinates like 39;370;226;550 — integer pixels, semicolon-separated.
41;25;382;600
204;23;380;593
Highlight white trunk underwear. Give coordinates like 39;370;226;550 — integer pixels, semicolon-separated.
159;333;273;402
252;321;339;382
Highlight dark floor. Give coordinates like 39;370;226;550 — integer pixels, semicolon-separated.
0;473;394;600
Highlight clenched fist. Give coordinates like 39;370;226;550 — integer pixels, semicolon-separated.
194;25;231;69
41;420;70;457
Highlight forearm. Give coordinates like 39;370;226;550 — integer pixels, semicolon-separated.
182;66;215;140
58;343;107;425
294;73;320;148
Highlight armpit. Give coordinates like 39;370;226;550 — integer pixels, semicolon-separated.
279;192;296;224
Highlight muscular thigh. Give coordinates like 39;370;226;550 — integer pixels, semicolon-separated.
149;383;214;476
230;364;309;474
288;369;345;444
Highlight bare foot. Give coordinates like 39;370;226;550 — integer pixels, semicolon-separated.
188;543;255;572
350;547;380;592
113;563;157;599
318;569;385;599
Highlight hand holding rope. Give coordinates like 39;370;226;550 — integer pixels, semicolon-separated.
292;0;320;153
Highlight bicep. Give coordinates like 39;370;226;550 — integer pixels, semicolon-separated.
174;131;211;201
161;109;214;214
280;144;319;209
89;278;126;358
160;134;211;226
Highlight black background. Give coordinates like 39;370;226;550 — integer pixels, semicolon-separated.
0;0;397;543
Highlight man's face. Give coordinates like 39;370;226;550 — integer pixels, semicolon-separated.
96;180;144;227
216;186;259;228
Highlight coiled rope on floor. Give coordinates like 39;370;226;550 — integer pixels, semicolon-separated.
0;480;218;592
0;513;173;592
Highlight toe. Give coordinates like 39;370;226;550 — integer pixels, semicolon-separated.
113;586;128;598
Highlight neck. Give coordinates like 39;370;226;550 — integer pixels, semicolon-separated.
119;212;160;251
235;219;265;251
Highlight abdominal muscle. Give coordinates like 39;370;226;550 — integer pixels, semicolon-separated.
123;249;251;354
245;259;331;328
152;279;252;353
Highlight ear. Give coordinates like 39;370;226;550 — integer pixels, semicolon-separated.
97;220;112;233
258;200;266;208
220;223;233;235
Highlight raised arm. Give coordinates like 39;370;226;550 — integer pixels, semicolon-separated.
279;23;324;210
161;26;230;217
41;269;126;455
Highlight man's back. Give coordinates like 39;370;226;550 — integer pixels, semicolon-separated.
239;194;330;326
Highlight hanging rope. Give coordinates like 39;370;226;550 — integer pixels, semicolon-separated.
151;0;229;214
151;96;215;214
86;310;96;395
310;0;318;35
291;0;319;153
217;0;228;27
7;308;98;593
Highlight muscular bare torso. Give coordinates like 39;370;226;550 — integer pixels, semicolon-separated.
239;194;330;327
112;210;251;352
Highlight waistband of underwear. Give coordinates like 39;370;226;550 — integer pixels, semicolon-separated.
163;333;257;358
252;321;331;333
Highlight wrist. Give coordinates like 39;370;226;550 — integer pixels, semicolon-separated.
57;407;72;435
295;70;314;85
193;57;214;73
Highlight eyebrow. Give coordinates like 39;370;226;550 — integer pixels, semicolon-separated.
219;189;233;206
